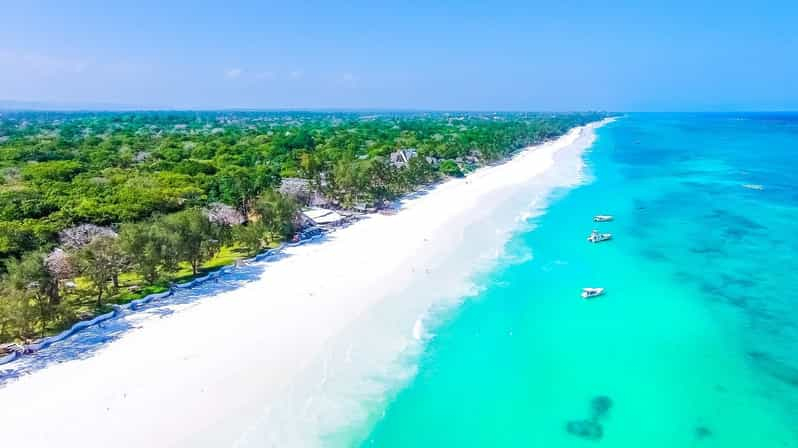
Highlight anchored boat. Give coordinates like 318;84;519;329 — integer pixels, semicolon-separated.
587;229;612;243
581;287;605;299
593;215;613;222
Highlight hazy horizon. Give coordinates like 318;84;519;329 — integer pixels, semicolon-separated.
1;102;796;114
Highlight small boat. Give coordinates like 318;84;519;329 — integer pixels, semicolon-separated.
581;287;605;299
587;230;612;243
593;215;613;222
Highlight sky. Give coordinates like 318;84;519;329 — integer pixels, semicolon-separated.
1;0;797;111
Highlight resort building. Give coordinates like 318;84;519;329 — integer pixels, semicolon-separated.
389;148;418;169
279;177;329;207
300;207;348;228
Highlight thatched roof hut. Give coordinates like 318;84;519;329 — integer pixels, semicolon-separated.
279;177;329;206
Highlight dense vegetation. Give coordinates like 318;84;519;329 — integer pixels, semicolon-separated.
0;110;604;344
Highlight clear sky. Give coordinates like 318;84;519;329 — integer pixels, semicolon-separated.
2;0;796;111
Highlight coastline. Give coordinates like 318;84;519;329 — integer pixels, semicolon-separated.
0;119;612;447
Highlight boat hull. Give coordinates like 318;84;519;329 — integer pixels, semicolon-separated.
581;288;605;299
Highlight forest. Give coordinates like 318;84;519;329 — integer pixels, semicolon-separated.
0;110;604;343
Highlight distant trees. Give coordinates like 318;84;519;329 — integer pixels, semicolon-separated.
21;160;83;183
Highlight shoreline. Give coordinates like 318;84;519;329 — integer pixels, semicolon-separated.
0;119;612;447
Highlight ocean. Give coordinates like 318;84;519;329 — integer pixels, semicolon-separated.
353;114;798;447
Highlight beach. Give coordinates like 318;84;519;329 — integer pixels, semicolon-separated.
0;120;609;447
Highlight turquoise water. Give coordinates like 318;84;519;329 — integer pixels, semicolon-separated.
357;114;798;447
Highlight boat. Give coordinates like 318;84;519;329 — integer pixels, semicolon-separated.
587;230;612;243
593;215;613;222
581;287;605;299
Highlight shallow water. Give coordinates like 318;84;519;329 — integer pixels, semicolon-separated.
356;114;798;447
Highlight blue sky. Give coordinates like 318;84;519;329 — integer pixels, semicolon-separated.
2;0;797;111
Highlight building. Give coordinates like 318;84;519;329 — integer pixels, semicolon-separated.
300;207;347;228
279;177;329;207
389;148;418;169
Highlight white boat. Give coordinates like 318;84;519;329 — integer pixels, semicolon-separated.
587;230;612;243
581;287;605;299
593;215;614;222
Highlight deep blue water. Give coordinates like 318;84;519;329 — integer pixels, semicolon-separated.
358;113;798;447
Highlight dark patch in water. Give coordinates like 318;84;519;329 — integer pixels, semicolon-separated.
673;271;698;284
719;273;758;289
689;245;726;256
748;351;798;387
591;396;613;419
680;181;727;195
695;426;713;440
698;282;756;309
565;420;603;441
747;307;778;325
617;146;677;167
723;226;749;239
565;396;613;441
639;248;668;262
706;208;766;231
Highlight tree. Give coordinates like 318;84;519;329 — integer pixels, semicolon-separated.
251;190;299;241
439;159;464;177
119;220;179;284
77;235;127;307
328;159;370;207
234;221;269;255
163;208;221;275
20;160;83;183
44;248;76;302
45;248;76;282
403;156;439;187
364;158;401;204
0;285;36;341
212;166;258;213
0;250;58;338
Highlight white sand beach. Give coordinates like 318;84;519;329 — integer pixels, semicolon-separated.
0;120;611;447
